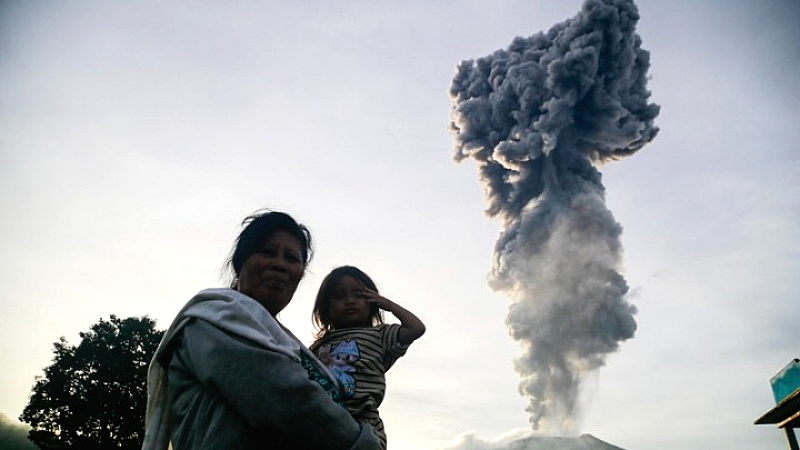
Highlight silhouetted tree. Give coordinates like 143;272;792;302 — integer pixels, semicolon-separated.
20;315;164;450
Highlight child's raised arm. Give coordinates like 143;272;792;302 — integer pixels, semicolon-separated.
362;288;426;345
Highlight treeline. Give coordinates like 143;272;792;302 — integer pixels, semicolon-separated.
1;413;37;450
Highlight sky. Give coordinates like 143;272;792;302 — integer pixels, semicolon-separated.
1;1;798;449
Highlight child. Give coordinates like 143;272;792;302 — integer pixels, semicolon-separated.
310;265;426;450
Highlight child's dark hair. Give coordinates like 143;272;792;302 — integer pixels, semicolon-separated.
312;265;384;338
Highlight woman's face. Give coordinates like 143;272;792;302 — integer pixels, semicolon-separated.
237;230;305;316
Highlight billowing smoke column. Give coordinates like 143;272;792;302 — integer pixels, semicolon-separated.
449;0;659;434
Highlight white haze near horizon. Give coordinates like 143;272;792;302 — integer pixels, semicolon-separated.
1;1;798;450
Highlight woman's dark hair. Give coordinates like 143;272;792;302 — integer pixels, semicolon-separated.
226;210;313;287
312;265;384;338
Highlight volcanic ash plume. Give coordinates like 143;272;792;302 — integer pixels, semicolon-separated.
449;0;659;434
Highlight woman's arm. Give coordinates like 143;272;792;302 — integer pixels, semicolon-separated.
180;319;379;450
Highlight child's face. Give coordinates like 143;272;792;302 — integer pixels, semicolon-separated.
328;275;372;329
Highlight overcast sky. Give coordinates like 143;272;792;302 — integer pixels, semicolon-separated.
1;1;798;449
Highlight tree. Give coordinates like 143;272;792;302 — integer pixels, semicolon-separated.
20;315;164;450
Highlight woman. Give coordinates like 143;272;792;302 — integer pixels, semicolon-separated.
143;210;380;450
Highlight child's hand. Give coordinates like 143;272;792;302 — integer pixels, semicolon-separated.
359;286;394;312
357;283;426;345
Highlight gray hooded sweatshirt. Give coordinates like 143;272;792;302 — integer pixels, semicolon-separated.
142;288;379;450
